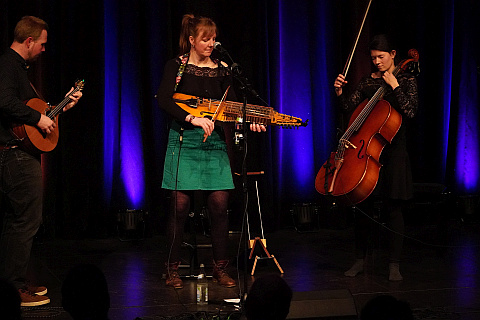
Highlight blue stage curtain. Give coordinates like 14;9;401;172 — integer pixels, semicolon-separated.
103;0;169;210
2;0;478;234
98;0;479;226
270;0;336;203
447;0;480;193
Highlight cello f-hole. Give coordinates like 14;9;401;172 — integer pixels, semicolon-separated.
357;140;365;159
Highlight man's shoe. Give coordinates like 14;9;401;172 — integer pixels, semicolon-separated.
19;289;50;307
24;284;47;296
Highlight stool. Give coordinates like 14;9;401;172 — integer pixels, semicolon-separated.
246;172;284;275
117;210;146;241
180;202;212;278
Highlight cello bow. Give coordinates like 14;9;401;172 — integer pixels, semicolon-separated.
342;0;373;77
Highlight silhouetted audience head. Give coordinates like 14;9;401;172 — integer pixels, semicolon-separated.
62;264;110;320
244;274;293;320
360;294;414;320
0;277;21;320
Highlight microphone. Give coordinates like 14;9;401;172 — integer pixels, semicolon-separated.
213;42;265;103
214;42;234;65
213;42;228;55
214;42;242;75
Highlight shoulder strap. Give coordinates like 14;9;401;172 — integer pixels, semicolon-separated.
174;53;189;92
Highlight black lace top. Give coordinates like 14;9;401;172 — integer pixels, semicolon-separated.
339;73;418;119
156;57;235;123
184;63;231;78
338;72;418;200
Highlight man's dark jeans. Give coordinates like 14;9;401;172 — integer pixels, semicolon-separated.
0;148;43;289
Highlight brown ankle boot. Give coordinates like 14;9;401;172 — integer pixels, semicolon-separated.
213;260;236;288
165;262;183;289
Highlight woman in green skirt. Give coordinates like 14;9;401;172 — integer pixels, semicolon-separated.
156;14;264;289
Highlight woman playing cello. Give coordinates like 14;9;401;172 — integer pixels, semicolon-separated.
334;34;418;281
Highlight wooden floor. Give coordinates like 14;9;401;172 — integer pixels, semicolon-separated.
20;205;480;320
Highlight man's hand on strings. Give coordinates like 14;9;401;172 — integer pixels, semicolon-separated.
250;123;267;132
63;87;83;112
334;74;347;96
37;114;56;134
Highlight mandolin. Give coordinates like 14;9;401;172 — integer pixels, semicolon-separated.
173;92;308;127
11;79;85;154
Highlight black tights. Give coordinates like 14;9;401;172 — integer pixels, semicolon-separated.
166;190;229;263
354;198;405;262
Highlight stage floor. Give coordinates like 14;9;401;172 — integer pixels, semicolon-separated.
21;212;480;320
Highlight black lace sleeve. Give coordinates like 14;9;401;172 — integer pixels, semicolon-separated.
393;74;418;119
338;76;370;113
156;58;190;122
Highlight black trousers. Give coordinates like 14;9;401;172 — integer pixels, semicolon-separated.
0;148;43;289
353;198;405;262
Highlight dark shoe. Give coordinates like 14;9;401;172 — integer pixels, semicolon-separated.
213;260;236;288
19;289;50;307
24;284;47;296
165;262;183;289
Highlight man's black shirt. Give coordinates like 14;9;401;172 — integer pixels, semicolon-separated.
0;48;41;145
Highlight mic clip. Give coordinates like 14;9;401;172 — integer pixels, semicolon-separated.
234;121;244;149
179;127;184;142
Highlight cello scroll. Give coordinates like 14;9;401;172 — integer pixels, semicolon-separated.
396;49;420;76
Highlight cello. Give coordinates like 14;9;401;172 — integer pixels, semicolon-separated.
315;49;419;205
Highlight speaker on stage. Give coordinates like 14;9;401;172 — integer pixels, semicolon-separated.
287;289;358;319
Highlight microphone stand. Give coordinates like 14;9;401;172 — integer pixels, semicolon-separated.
218;49;268;304
232;62;252;305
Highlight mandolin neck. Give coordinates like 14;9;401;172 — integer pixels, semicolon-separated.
48;85;83;118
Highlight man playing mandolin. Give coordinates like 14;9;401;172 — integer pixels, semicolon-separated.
0;16;82;306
